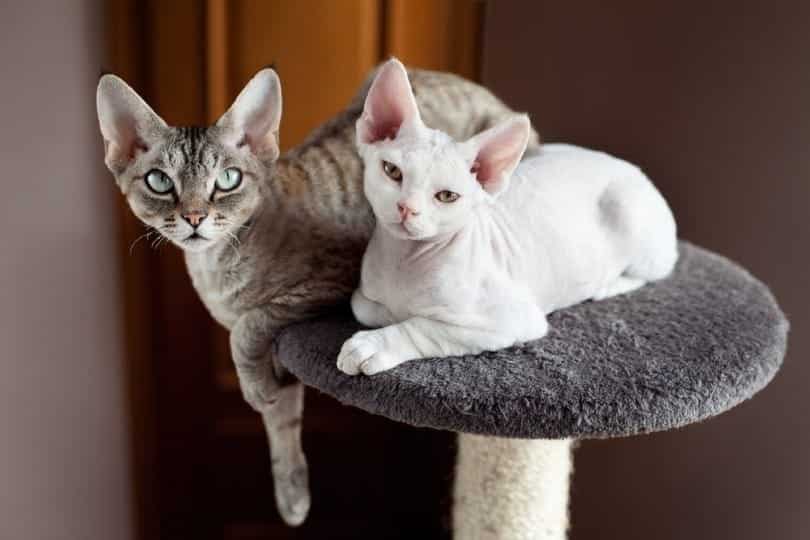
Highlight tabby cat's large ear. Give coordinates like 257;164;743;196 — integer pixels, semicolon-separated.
217;68;282;162
97;75;168;174
464;115;531;197
357;58;422;145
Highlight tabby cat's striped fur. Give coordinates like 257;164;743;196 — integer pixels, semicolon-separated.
97;64;539;526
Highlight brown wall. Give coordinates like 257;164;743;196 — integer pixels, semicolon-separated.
0;2;133;539
483;2;809;539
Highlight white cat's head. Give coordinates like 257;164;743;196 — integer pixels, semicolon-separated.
356;59;530;241
96;69;282;252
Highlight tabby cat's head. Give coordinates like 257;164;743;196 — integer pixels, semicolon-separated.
96;69;282;252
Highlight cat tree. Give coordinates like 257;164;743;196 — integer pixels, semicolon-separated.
275;242;787;539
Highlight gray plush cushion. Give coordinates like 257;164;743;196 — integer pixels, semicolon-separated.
276;242;788;439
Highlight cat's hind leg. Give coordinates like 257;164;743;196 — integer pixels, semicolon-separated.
599;171;678;284
230;311;310;526
592;275;646;301
261;381;310;527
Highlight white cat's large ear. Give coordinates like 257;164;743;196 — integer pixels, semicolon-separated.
357;58;422;145
96;74;168;174
217;68;282;162
464;115;531;196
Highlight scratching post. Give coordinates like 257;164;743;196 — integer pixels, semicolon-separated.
276;242;788;536
454;436;572;540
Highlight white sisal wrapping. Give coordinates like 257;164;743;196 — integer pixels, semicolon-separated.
453;435;573;540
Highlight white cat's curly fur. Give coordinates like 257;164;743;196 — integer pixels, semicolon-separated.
339;59;678;376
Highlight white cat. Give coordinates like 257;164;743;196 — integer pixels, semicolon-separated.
337;59;678;376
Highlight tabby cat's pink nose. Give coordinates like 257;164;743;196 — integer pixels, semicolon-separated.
182;210;208;228
397;202;420;221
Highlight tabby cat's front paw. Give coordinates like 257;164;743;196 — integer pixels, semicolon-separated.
337;330;402;376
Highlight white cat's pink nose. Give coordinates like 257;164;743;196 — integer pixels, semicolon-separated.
397;201;420;221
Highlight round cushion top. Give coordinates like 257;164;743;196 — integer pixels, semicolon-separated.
276;242;788;439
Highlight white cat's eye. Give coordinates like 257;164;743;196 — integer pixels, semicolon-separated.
435;190;460;203
216;167;243;192
382;160;402;182
145;169;174;194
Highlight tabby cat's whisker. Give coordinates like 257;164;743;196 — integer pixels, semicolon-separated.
227;232;241;247
129;228;156;255
151;234;167;249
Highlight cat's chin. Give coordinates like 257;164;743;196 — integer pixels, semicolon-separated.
176;234;217;252
383;222;434;241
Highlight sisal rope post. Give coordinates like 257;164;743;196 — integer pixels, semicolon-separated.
453;435;573;540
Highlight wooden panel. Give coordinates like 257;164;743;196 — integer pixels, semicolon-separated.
104;2;155;539
385;0;483;80
206;0;230;122
227;0;380;150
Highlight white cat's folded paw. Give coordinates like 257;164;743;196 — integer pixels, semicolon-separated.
337;330;402;376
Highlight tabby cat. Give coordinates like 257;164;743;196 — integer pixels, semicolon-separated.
96;64;539;526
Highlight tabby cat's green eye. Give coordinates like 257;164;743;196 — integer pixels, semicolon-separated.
216;168;243;191
435;190;460;203
145;169;174;194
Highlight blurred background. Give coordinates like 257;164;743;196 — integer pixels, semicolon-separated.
1;0;808;539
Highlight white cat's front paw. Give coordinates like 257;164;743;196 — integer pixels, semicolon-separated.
337;330;402;376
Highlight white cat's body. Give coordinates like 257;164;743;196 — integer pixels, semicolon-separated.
337;60;677;376
362;142;674;317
